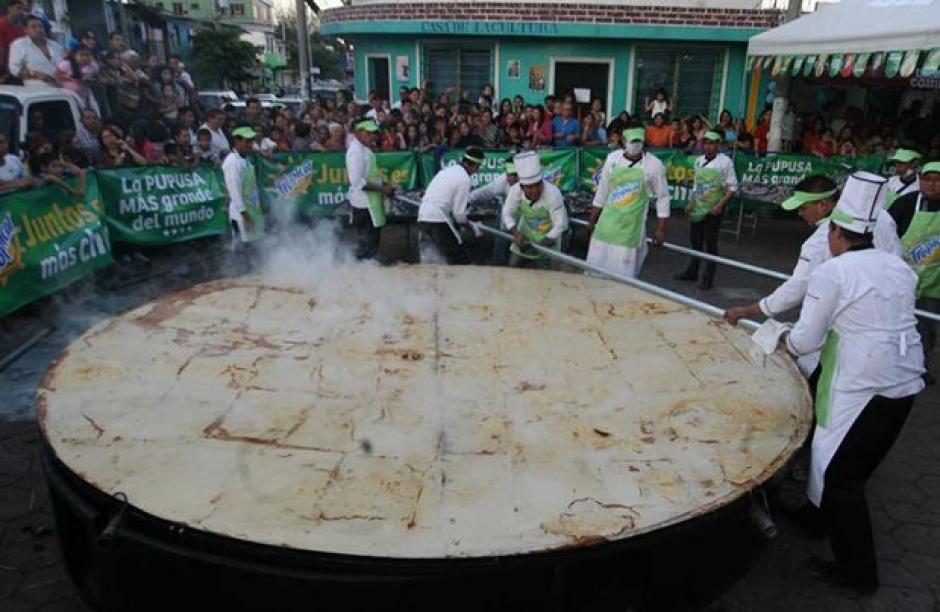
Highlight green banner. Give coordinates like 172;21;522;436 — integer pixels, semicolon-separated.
257;151;418;216
426;148;580;193
0;180;113;316
735;153;886;205
96;164;228;244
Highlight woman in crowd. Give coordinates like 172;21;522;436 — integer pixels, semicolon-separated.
645;112;672;149
718;110;736;145
497;99;512;124
645;88;672;119
56;46;99;114
97;124;147;167
590;98;606;130
686;115;707;153
754;109;772;154
803;116;826;154
526;105;553;148
478;84;497;114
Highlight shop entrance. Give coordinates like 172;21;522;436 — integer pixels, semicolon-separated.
551;59;612;118
367;56;391;103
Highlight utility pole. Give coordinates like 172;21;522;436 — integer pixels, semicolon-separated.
767;0;803;154
296;0;311;98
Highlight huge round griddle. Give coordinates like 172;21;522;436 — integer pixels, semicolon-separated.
38;266;811;609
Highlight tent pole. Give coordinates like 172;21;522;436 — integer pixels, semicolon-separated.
767;0;804;154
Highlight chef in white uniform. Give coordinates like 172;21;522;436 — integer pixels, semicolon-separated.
585;126;670;278
501;151;568;268
725;175;901;375
784;172;925;594
223;126;264;249
346;118;395;260
417;146;483;264
468;160;519;266
884;148;921;209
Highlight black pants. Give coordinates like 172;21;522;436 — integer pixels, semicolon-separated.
916;297;939;372
352;207;381;260
418;222;467;264
820;393;916;588
684;212;722;281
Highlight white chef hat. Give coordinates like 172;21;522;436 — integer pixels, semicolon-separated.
831;171;886;234
513;151;542;186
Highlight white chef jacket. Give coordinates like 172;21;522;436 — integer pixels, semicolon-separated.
8;37;64;83
0;154;26;183
786;248;924;505
468;174;510;206
760;212;902;318
591;150;670;219
345;137;376;210
693;153;739;193
501;180;569;240
222;150;250;220
887;174;920;201
418;164;472;225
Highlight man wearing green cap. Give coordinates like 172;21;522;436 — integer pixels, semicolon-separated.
725;176;900;345
417;146;484;263
347;118;395;260
890;160;940;378
675;131;737;290
884;149;921;208
467;158;519;266
223;126;265;246
585;124;670;278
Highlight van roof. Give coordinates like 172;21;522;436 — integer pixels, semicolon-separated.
0;84;83;105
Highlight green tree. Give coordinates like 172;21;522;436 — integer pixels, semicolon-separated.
191;27;261;89
309;33;344;80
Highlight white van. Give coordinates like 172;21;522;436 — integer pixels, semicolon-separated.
0;85;82;153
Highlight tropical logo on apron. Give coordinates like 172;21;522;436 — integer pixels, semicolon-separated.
366;152;387;229
907;235;940;268
511;200;555;260
690;166;724;222
593;165;648;250
901;197;940;298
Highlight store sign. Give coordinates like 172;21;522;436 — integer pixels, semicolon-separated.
911;75;940;90
420;21;560;35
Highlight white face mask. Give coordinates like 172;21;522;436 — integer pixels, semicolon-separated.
625;141;643;157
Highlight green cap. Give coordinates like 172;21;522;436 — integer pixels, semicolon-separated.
780;188;837;211
504;162;517;174
355;119;379;132
703;131;722;142
889;149;921;163
624;127;645;143
231;126;257;140
923;161;940;174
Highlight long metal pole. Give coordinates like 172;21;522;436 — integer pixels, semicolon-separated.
470;222;761;332
568;217;790;281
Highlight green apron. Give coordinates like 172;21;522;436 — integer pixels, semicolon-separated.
592;164;649;249
814;330;839;428
901;194;940;299
240;156;265;242
690;163;725;222
365;151;387;228
510;199;558;260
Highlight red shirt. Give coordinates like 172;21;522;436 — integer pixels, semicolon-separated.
754;123;770;154
0;18;25;70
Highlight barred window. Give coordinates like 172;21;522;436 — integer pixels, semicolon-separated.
422;45;493;102
634;46;725;121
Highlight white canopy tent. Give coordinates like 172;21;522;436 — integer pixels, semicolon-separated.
747;0;940;79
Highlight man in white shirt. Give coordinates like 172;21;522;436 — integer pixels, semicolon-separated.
346;118;394;260
784;172;924;595
502;151;568;268
8;15;63;86
884;148;921;208
675;131;738;289
468;159;518;265
222;126;264;248
199;109;230;160
724;175;901;343
417;146;483;264
0;134;31;192
586;125;670;278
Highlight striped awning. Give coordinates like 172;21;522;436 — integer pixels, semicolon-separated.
749;47;939;80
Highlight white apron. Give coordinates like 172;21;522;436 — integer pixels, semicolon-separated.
586;238;649;278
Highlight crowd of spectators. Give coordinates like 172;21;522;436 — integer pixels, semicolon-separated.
0;0;938;196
